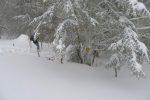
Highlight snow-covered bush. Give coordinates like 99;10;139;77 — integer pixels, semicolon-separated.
64;44;94;65
64;45;82;63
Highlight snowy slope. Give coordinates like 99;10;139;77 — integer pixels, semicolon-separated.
0;35;150;100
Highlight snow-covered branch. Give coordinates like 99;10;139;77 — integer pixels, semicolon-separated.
29;5;55;26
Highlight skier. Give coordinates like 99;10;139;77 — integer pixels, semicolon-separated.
30;31;40;57
30;21;42;57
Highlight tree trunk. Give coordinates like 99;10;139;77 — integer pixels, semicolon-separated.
77;48;83;64
61;57;63;64
91;50;98;66
41;41;43;49
76;31;83;64
91;55;96;66
115;68;117;77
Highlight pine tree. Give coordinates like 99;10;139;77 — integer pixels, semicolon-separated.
103;0;150;78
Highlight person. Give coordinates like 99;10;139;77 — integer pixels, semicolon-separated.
30;32;40;57
30;34;40;50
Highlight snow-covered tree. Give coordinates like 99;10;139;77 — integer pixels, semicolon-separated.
42;0;99;63
28;0;150;73
106;26;149;78
103;0;150;78
113;0;150;17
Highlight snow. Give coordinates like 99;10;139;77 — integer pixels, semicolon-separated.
43;6;55;19
29;5;54;26
90;17;99;26
64;0;73;13
0;34;150;100
74;0;81;8
137;41;149;61
129;0;138;5
137;26;150;30
135;2;146;10
53;19;78;49
42;0;47;3
12;14;30;21
16;34;29;42
129;0;146;12
108;39;122;51
56;39;65;50
129;0;150;16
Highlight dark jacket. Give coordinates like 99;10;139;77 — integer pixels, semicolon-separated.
30;35;40;50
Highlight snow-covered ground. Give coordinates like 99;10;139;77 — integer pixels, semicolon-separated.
0;35;150;100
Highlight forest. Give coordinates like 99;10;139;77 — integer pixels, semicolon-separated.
1;0;150;78
0;0;150;100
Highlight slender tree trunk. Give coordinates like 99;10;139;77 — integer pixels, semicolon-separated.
91;50;98;66
61;57;63;64
91;55;96;66
115;68;117;77
77;48;83;63
41;41;43;49
77;32;83;64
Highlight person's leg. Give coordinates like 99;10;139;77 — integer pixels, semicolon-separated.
36;42;40;50
34;40;40;57
36;41;40;57
33;40;40;50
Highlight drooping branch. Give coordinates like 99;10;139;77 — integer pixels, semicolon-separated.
0;25;8;30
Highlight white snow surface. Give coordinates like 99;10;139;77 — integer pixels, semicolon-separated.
129;0;150;16
0;34;150;100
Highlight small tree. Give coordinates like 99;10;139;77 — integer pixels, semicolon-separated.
106;25;149;78
94;0;150;78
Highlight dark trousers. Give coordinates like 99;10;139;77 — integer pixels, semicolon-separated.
30;35;40;50
33;40;40;50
